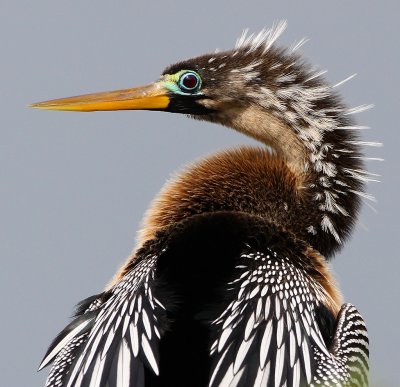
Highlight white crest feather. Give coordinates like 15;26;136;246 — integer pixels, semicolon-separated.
235;21;287;53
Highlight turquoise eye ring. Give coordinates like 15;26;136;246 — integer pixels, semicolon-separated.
178;71;201;93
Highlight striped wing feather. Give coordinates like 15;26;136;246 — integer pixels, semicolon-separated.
208;248;368;387
312;303;369;386
39;238;369;387
39;254;164;387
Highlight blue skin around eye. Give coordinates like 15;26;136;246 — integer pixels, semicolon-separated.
178;72;201;93
163;71;202;95
179;73;199;91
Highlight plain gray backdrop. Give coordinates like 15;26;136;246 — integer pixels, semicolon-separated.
2;1;398;386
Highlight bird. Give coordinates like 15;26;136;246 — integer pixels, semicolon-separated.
31;22;371;387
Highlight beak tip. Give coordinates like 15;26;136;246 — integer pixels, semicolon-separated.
29;102;47;110
28;102;66;111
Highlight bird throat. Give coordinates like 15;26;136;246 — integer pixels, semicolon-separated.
211;104;308;178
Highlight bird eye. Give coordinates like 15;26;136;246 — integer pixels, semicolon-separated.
178;71;201;93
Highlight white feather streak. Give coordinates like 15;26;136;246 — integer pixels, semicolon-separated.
38;319;91;370
244;312;255;341
321;215;341;243
294;320;302;346
333;73;356;88
276;318;284;347
264;297;271;319
209;344;232;386
255;298;263;321
304;70;327;83
129;323;139;357
289;330;296;367
141;333;159;375
275;298;281;319
88;354;106;387
218;326;233;352
82;331;103;374
141;309;152;340
290;38;309;52
218;364;235;387
345;140;383;147
351;156;384;161
349;189;377;202
233;333;255;374
344;104;374;115
293;359;300;387
116;339;131;387
274;343;285;387
128;296;136;315
101;329;116;359
311;328;331;357
235;21;287;53
229;367;246;387
254;361;271;387
137;295;142;312
259;320;273;369
222;310;238;330
302;340;312;383
261;284;269;297
336;125;370;130
122;314;130;337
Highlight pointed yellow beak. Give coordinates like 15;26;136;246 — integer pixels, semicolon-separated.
30;83;170;112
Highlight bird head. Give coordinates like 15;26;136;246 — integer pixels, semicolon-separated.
29;23;296;125
29;51;266;116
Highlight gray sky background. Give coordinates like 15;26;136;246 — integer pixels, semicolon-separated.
1;1;398;386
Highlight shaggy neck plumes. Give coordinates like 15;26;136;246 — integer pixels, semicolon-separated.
201;82;365;256
170;24;369;257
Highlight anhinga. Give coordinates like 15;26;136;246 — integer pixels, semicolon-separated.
32;22;370;387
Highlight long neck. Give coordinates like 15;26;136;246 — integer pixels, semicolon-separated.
206;100;365;256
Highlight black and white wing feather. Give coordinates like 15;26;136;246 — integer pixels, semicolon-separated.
208;247;369;387
312;303;369;386
39;252;165;387
39;216;369;387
